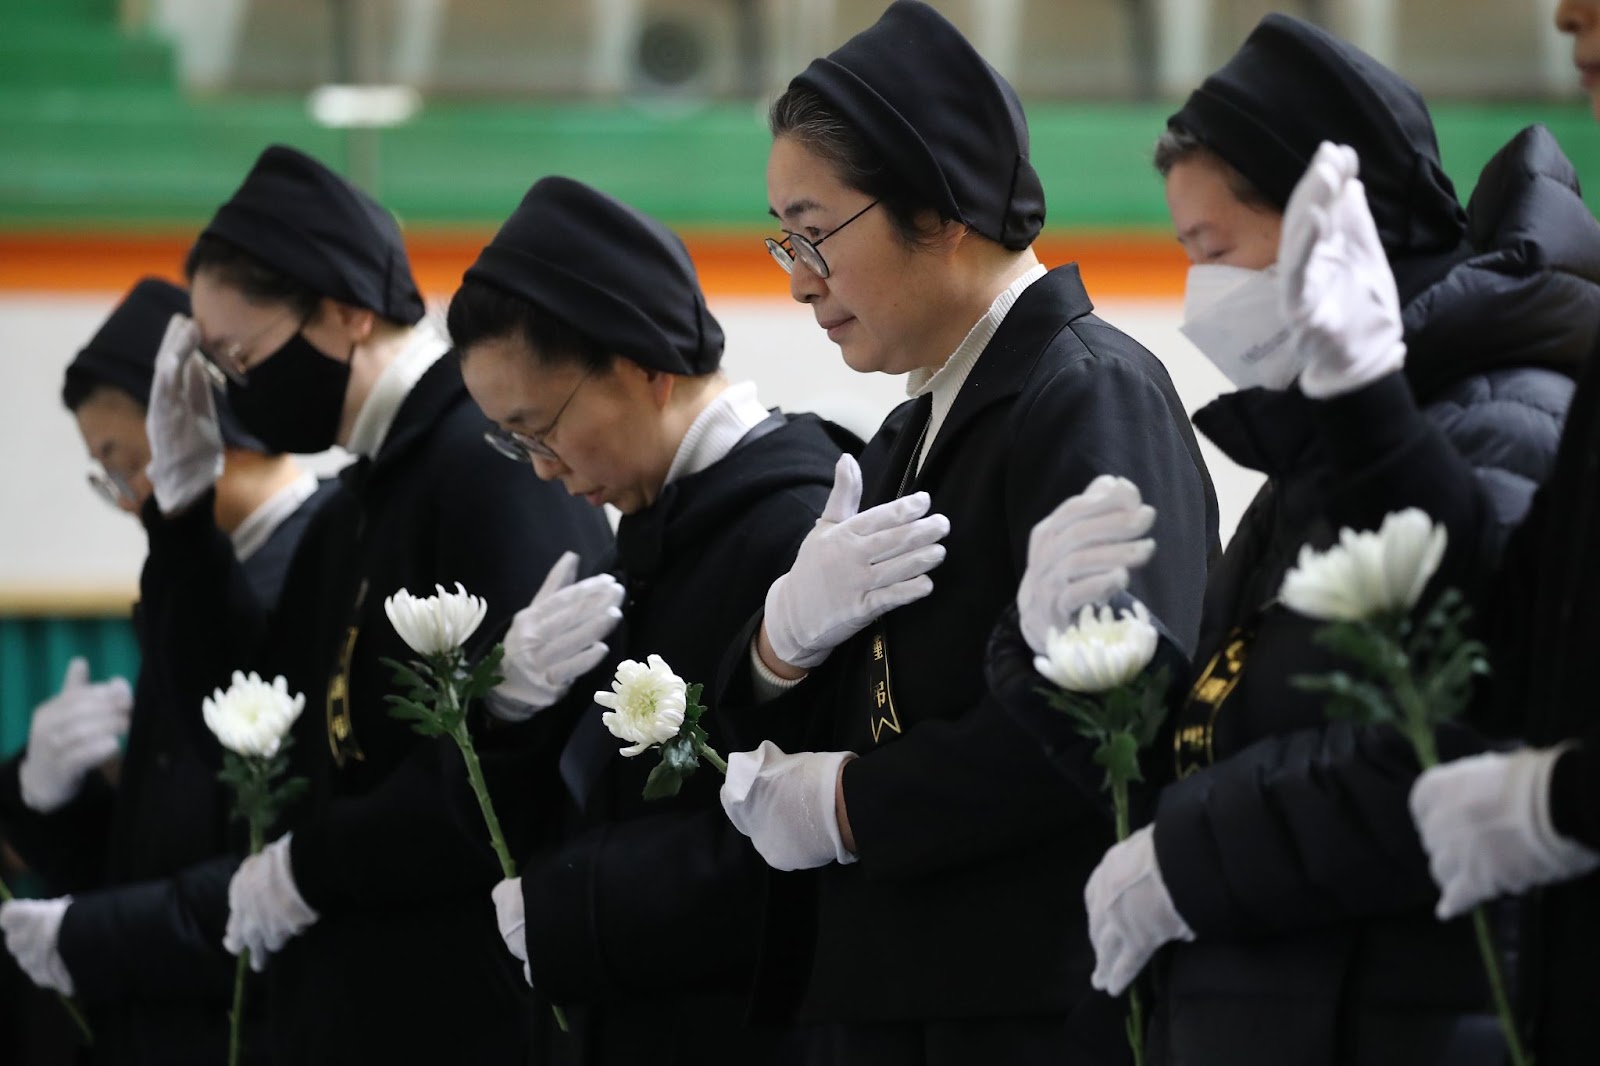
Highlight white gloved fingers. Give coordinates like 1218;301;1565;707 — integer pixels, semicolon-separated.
1029;478;1145;556
859;513;951;565
860;575;936;618
1017;568;1133;655
1104;937;1150;998
1279;142;1359;298
866;544;947;590
1047;539;1155;580
0;899;75;995
819;454;864;524
721;742;783;811
1036;504;1157;559
523;579;626;639
49;711;130;755
531;550;581;604
491;879;528;963
540;641;613;690
1047;568;1133;620
178;349;222;424
57;657;90;693
152;314;200;380
55;733;123;773
845;492;934;536
1090;930;1125;994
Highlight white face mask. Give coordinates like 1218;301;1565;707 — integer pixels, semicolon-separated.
1178;263;1305;391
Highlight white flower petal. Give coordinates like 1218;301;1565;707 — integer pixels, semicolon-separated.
597;655;690;755
1279;509;1448;622
1037;605;1160;694
202;671;307;757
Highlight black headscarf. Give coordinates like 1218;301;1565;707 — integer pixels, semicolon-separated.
463;176;724;375
197;144;425;325
1169;13;1468;303
789;0;1045;249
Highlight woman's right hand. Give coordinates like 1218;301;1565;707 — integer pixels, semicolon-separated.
762;454;951;672
145;313;225;516
489;551;625;722
1016;474;1155;655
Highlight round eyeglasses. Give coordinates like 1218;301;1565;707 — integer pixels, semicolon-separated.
480;370;591;464
195;309;306;388
764;200;880;280
87;462;137;510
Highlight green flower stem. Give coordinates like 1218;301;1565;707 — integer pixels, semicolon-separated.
229;821;265;1066
0;873;96;1045
449;722;516;880
1389;637;1528;1066
1109;774;1146;1066
696;741;727;776
436;658;569;1034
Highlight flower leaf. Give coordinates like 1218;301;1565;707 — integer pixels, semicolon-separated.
1293;671;1397;725
1134;667;1173;749
382;656;435;697
1308;621;1405;679
642;759;687;800
1093;732;1144;789
461;644;508;705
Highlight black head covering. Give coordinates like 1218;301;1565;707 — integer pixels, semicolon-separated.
789;0;1045;250
1169;13;1467;297
462;176;724;375
197;144;424;325
63;277;272;452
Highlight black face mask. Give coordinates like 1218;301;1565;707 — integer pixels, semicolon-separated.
226;331;352;454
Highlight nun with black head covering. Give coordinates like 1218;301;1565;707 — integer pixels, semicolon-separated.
138;146;614;1064
0;276;335;1065
1007;15;1600;1066
705;3;1218;1062
448;175;847;1065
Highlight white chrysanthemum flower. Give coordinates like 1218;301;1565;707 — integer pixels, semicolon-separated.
1280;508;1447;623
202;671;306;758
384;582;488;657
1035;602;1160;694
595;654;688;757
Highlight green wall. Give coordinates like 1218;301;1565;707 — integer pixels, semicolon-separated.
5;94;1600;231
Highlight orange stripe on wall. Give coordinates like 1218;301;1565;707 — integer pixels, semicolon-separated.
0;231;1187;300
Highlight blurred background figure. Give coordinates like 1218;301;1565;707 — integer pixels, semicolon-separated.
0;276;333;1065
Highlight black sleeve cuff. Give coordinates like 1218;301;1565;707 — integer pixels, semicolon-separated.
1311;372;1422;475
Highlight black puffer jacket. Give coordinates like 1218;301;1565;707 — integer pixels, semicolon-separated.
1147;124;1600;1066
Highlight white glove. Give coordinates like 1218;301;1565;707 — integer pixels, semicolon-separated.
1411;747;1600;919
1017;475;1156;655
491;877;532;986
18;657;133;813
1279;141;1407;400
224;834;319;972
764;454;950;670
1085;825;1195;996
488;551;625;722
0;897;75;995
721;741;859;871
720;742;857;870
145;313;225;516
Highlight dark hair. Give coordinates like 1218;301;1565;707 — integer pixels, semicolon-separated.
60;374;133;414
446;278;614;375
183;234;324;319
1153;125;1276;211
769;85;945;248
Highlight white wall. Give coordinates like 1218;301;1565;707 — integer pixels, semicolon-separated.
0;292;1261;603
